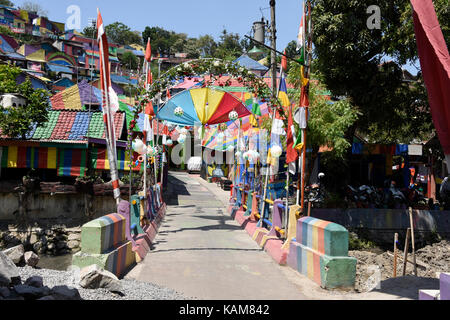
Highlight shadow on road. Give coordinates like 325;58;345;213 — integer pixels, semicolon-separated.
371;276;440;300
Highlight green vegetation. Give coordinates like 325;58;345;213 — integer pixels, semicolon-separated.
105;22;142;46
0;64;50;139
348;232;377;250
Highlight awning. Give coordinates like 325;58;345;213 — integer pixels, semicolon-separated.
47;63;74;74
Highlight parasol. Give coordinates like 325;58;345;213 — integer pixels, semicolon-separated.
156;87;251;126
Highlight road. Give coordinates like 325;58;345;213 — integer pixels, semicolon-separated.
125;171;423;300
125;171;307;300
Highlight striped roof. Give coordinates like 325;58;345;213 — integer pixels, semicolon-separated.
4;110;126;143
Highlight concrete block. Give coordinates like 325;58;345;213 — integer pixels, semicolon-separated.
419;289;440;300
235;210;247;226
440;273;450;300
244;220;258;237
296;216;349;257
72;240;135;278
80;213;126;254
263;238;287;265
320;255;357;289
252;228;269;246
287;241;299;270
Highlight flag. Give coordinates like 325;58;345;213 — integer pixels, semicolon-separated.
278;71;290;108
166;88;171;100
281;50;288;72
143;114;153;144
145;38;152;62
411;0;450;159
145;38;153;85
97;8;120;200
286;105;298;164
296;1;306;65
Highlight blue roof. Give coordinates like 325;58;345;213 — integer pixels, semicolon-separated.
53;78;75;88
47;63;73;74
4;52;26;60
110;74;137;86
234;54;269;72
132;50;144;57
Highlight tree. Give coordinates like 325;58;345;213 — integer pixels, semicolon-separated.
20;2;47;16
311;0;440;145
105;22;142;45
0;64;50;139
82;25;96;39
142;26;178;55
215;29;244;60
121;51;138;70
197;35;217;57
0;0;14;7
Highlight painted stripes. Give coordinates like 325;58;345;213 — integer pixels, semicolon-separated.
297;216;331;256
0;146;57;169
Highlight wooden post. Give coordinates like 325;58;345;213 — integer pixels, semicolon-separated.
402;228;411;276
307;200;311;216
393;233;398;277
409;207;418;276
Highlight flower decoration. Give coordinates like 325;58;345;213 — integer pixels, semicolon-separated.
271;145;283;158
228;111;238;122
174;107;184;117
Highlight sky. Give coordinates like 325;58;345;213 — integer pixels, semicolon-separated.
12;0;419;75
13;0;304;50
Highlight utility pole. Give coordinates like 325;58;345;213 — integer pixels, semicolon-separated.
270;0;277;100
260;0;277;227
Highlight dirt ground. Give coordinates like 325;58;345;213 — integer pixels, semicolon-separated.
349;240;450;292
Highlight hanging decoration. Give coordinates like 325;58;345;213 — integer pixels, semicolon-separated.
228;111;238;122
219;123;228;131
178;134;187;144
174;107;184;117
271;145;283;158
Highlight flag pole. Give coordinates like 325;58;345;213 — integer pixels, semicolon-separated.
300;0;312;212
97;9;120;207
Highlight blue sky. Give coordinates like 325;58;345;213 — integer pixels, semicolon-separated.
13;0;419;74
14;0;304;49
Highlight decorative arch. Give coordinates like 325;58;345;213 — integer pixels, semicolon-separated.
126;58;282;169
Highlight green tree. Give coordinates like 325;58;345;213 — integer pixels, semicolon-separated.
311;0;439;145
0;64;50;139
0;0;14;7
105;22;142;45
20;2;47;16
215;29;243;60
142;26;178;55
82;25;96;39
121;51;139;70
197;35;217;57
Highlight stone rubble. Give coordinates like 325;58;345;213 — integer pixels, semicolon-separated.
0;227;82;257
350;240;450;292
24;251;40;267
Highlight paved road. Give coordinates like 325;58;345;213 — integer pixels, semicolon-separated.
125;171;307;300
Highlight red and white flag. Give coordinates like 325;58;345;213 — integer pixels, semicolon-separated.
97;8;120;200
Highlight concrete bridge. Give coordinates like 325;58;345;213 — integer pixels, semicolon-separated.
72;171;441;300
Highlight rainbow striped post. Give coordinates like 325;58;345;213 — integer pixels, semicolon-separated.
286;217;357;289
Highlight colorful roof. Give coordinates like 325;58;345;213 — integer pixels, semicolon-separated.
50;80;102;110
234;54;269;72
28;110;125;143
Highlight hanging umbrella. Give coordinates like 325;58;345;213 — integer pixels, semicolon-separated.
156;87;251;126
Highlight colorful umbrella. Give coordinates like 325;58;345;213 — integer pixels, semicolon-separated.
156;87;251;126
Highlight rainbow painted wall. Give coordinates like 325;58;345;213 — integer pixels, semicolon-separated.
72;213;136;278
287;216;357;289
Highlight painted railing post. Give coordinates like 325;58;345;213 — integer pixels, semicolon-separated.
244;190;253;217
130;195;145;235
267;199;283;237
281;204;301;250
